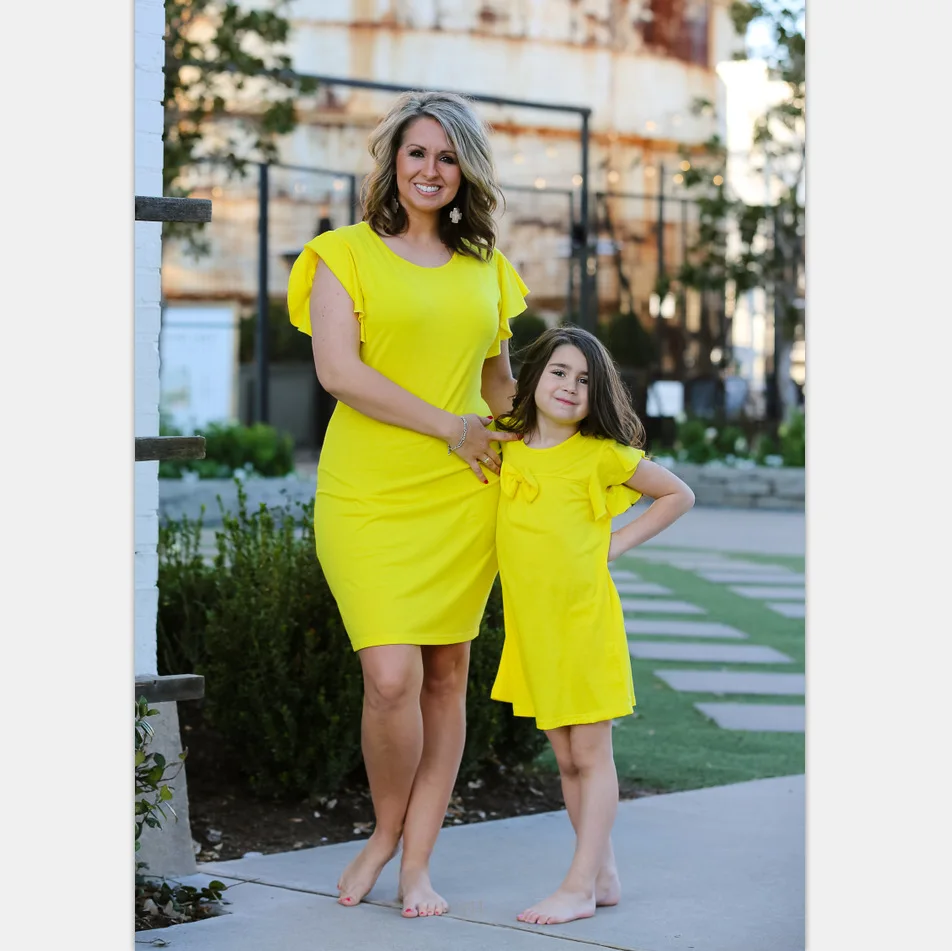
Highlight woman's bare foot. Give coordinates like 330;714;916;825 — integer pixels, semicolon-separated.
517;888;596;925
595;866;621;907
398;866;448;918
336;833;399;906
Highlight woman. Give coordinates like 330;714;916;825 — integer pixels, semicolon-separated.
286;90;529;918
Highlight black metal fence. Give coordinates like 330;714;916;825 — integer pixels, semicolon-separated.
162;160;789;449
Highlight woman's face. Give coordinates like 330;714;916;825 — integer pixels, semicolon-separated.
394;116;462;218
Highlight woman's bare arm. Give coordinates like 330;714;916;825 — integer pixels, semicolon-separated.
480;339;517;420
311;260;518;479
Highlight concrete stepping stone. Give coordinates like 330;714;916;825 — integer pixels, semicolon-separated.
620;598;705;615
625;619;748;639
767;601;806;619
730;585;806;600
700;571;805;585
626;551;730;566
653;670;806;695
610;569;641;581
613;581;672;596
695;702;806;733
629;641;792;664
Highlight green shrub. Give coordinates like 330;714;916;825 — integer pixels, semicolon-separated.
754;432;780;465
676;418;718;464
715;424;746;458
159;420;295;480
779;408;805;467
509;312;548;359
157;483;545;800
600;312;658;369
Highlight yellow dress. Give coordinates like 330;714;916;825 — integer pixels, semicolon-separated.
286;222;529;651
490;433;646;730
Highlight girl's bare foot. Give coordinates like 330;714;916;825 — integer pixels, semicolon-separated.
336;833;399;906
398;866;448;918
595;866;621;906
517;888;596;925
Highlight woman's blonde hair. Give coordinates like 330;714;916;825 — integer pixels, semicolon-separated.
361;90;503;260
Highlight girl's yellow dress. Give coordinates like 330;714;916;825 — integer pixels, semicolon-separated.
491;432;645;729
287;222;529;651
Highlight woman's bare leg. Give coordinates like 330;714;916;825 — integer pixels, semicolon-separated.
398;641;471;917
545;727;621;906
519;721;618;925
337;644;424;906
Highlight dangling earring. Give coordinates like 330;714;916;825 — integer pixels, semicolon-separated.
449;206;462;224
391;194;400;213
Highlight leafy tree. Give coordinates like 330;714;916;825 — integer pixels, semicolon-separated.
676;1;805;422
163;1;317;253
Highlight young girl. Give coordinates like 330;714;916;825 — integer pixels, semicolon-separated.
491;325;696;926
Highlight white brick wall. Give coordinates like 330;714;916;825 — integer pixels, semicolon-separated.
134;0;165;677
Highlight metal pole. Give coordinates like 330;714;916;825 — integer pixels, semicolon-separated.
655;162;666;371
257;162;270;424
567;191;576;320
348;174;358;225
579;110;592;332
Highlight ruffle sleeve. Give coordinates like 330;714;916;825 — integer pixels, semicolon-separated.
589;441;646;520
286;230;366;341
486;249;530;358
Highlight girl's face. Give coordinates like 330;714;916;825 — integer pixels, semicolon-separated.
533;344;590;428
394;117;462;217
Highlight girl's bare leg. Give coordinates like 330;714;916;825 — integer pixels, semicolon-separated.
337;645;424;906
518;721;618;925
398;641;471;918
545;727;621;906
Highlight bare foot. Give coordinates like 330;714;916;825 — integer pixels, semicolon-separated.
398;866;448;918
336;833;399;907
595;867;621;907
517;888;596;925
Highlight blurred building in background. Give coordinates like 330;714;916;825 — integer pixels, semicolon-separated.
160;1;803;444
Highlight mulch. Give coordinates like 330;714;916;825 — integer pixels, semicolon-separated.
180;717;661;865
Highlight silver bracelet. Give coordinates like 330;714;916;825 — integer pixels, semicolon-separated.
447;415;468;454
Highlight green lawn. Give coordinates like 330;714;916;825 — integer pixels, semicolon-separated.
534;550;806;792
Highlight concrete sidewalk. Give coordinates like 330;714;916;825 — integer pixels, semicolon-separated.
139;774;804;951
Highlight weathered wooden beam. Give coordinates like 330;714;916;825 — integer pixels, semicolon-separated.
135;673;206;704
135;195;212;223
135;436;206;462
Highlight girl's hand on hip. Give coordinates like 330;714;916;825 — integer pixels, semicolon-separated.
452;414;521;482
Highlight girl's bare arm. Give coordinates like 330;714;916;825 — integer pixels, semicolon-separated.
608;459;696;560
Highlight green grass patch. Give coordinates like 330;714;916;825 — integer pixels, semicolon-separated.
533;550;805;792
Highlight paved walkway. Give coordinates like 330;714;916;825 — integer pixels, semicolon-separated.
143;775;804;951
150;501;805;949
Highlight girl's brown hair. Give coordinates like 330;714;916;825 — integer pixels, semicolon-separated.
361;90;503;261
497;325;646;448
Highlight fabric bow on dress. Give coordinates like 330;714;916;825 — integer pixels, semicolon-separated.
500;464;540;502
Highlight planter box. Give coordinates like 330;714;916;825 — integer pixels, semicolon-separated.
661;462;804;511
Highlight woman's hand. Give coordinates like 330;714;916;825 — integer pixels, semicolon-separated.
450;414;521;482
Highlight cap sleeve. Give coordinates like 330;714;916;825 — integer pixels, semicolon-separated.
589;440;647;520
486;249;530;358
287;230;365;340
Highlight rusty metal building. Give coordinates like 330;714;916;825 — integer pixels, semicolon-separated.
165;2;740;314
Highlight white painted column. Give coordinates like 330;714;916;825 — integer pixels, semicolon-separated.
134;0;166;677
